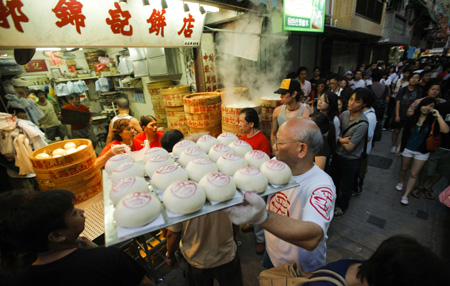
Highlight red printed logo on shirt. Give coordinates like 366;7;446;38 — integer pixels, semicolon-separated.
123;192;152;209
170;181;197;199
310;187;334;221
269;192;290;217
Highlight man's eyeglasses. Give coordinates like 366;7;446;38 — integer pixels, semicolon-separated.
274;136;303;147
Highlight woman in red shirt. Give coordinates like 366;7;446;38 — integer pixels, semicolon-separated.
94;118;143;169
135;115;164;148
239;108;271;157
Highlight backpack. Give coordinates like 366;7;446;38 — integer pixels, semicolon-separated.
367;85;388;121
259;262;349;286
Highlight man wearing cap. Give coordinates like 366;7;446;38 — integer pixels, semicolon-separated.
362;71;372;87
349;70;365;89
345;71;353;80
271;79;311;148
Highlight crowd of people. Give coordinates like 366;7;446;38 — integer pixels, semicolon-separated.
2;57;450;285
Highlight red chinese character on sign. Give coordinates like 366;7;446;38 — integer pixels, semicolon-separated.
177;13;195;38
204;65;209;73
209;54;214;62
106;2;133;36
210;66;215;73
52;0;86;34
206;75;211;84
0;0;29;33
211;76;216;83
213;85;217;90
203;53;208;61
206;86;212;92
146;9;166;37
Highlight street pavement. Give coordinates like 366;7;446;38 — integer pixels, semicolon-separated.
159;130;450;285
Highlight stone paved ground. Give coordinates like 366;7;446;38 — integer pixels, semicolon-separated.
158;130;450;285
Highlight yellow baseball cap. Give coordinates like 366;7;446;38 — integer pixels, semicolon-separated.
274;78;301;94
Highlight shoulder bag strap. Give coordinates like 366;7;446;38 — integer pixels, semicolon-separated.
343;120;369;137
429;119;436;137
309;269;349;285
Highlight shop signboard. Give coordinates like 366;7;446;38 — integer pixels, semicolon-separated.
22;60;48;72
0;0;206;48
283;0;325;32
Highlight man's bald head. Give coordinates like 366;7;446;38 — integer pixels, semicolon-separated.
116;98;130;110
279;118;323;156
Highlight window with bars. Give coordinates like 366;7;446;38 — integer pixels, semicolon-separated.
355;0;384;24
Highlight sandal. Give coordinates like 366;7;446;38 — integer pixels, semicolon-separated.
424;189;435;200
412;187;422;198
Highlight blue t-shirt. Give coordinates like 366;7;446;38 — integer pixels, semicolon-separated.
405;125;429;152
305;259;363;286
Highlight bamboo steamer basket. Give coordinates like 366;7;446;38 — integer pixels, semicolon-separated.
161;85;190;107
184;93;222;136
215;87;249;102
147;80;173;94
29;139;101;203
165;106;188;134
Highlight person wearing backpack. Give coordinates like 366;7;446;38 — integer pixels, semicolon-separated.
367;69;391;143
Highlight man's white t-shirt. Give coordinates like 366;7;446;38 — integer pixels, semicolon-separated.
265;164;336;271
349;79;365;89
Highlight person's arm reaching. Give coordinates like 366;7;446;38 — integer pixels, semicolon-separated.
106;122;114;144
225;191;323;251
94;144;127;169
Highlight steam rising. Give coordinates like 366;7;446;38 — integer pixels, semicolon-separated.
215;12;291;107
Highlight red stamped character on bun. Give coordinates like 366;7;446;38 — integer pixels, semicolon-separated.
247;150;265;160
231;140;250;147
110;154;128;161
192;158;213;165
265;160;286;171
207;172;231;187
221;153;242;161
198;135;214;142
113;176;136;192
156;165;179;174
175;140;192;148
239;167;260;176
171;181;197;199
115;162;134;172
183;147;203;156
213;143;231;152
123;192;152;209
149;155;170;162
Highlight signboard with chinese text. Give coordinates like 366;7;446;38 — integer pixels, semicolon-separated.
200;34;218;93
22;60;48;72
283;0;325;32
0;0;206;48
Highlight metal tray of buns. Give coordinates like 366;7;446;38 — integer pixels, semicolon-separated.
103;170;299;246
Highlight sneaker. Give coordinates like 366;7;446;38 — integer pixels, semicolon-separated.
382;128;387;131
390;129;394;132
400;196;409;205
390;146;397;154
255;242;265;255
352;190;362;196
395;183;403;191
334;207;344;219
235;240;243;247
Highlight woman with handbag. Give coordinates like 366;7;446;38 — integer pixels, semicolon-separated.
395;97;449;205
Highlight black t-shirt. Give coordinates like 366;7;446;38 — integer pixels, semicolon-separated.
15;247;146;286
437;101;450;149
